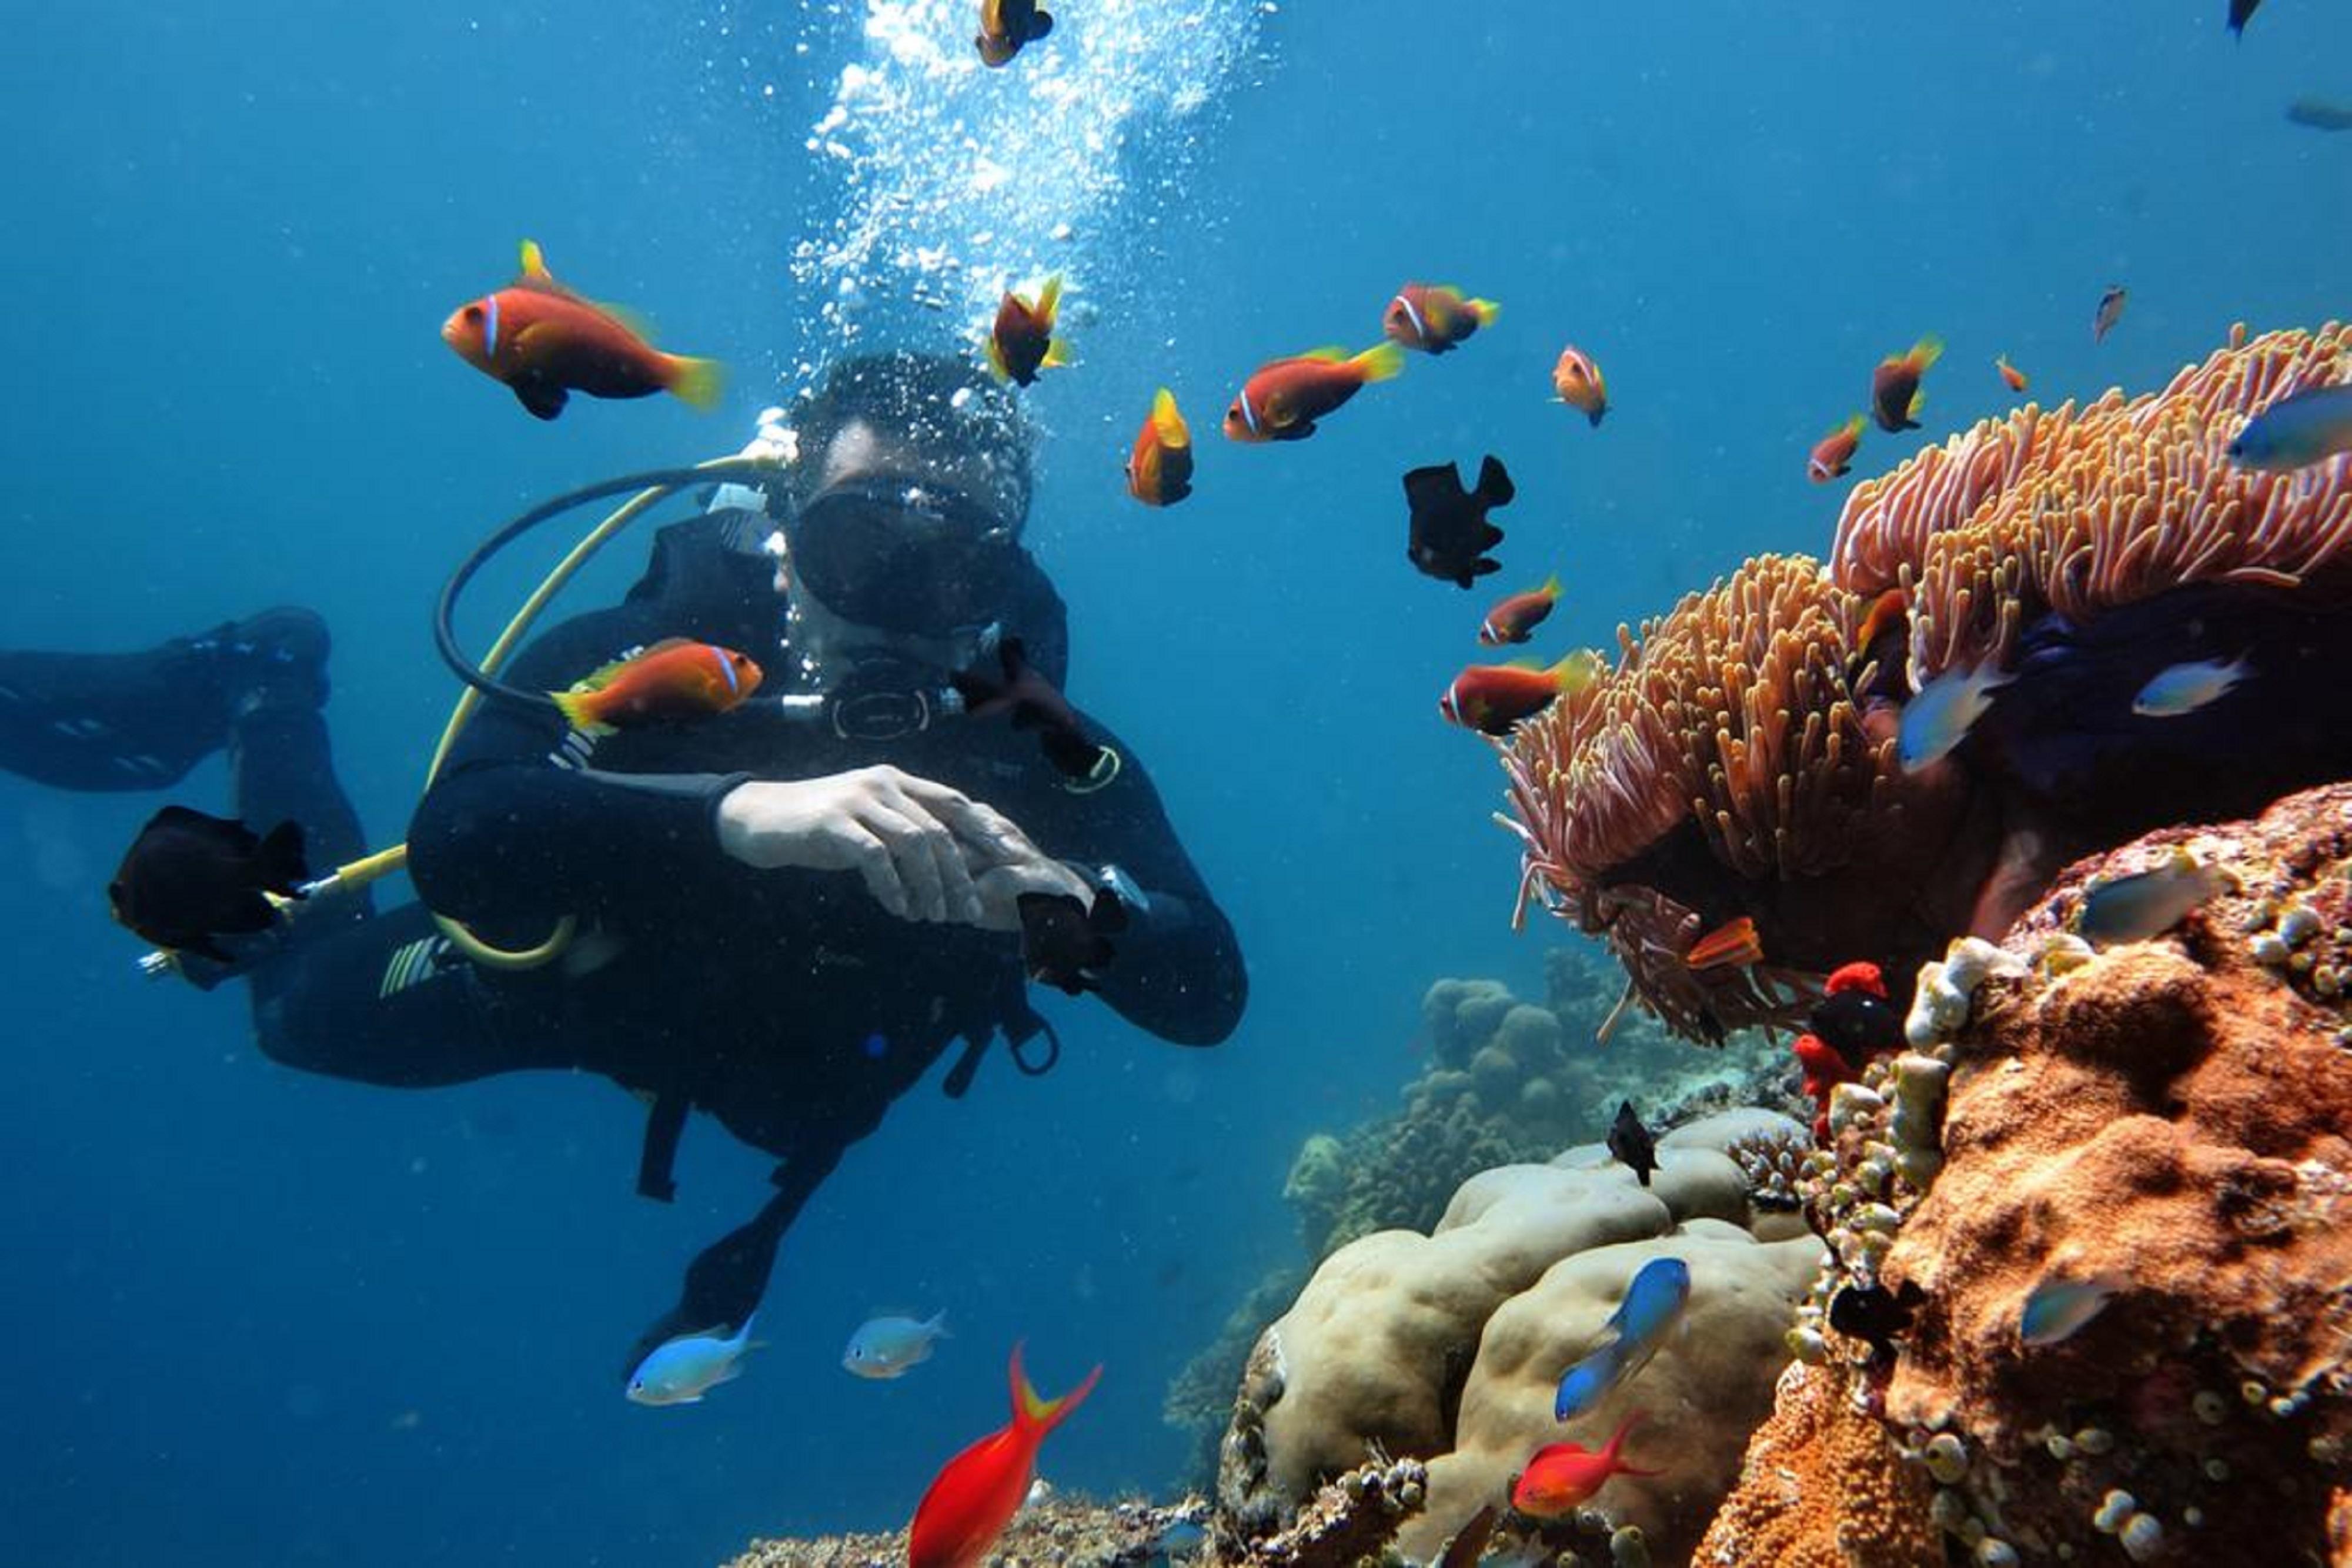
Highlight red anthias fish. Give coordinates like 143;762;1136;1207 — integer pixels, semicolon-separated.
907;1344;1100;1568
1511;1412;1661;1516
1222;343;1405;442
1808;414;1866;483
1478;575;1562;646
1870;336;1943;432
1384;283;1500;355
441;241;723;421
985;275;1070;387
1125;387;1194;506
550;638;763;735
1439;651;1601;735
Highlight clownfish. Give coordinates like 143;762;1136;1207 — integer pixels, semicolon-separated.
1808;414;1866;483
441;241;723;422
552;639;763;735
985;276;1071;387
1478;575;1562;646
1870;336;1944;432
1383;283;1500;355
1222;343;1405;443
907;1344;1099;1568
1124;387;1194;506
1551;344;1609;426
1995;355;2029;394
1439;651;1601;735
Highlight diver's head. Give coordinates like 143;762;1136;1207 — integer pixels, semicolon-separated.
778;351;1034;651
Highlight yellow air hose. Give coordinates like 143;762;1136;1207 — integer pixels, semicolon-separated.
234;453;781;974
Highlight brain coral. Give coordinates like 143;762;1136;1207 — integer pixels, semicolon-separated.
1501;323;2352;1043
1219;1111;1822;1564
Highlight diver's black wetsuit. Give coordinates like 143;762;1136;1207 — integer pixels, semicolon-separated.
2;511;1245;1369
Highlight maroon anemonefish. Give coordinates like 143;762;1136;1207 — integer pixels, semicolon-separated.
1685;915;1763;971
975;0;1054;68
1439;650;1601;736
985;276;1070;387
551;638;763;735
1478;575;1562;647
1551;345;1609;427
441;241;723;422
1853;587;1909;660
1808;414;1866;483
1511;1412;1661;1517
1384;283;1501;355
1995;355;2029;394
1870;335;1944;432
1124;387;1194;506
1222;343;1405;443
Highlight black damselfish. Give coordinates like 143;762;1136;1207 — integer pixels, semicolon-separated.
1017;887;1127;994
108;805;307;961
1607;1099;1657;1186
1809;986;1905;1069
953;637;1109;781
1405;454;1514;589
1828;1278;1926;1358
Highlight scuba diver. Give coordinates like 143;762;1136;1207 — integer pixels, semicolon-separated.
0;349;1247;1380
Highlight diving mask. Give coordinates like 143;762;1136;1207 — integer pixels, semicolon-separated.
787;478;1021;635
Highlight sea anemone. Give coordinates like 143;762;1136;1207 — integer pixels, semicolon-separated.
1501;324;2352;1044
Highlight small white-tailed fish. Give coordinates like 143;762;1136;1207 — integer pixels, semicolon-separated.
2019;1271;2126;1347
1897;661;2013;771
842;1309;950;1379
2074;848;2237;950
1553;1256;1691;1421
626;1315;758;1406
2132;656;2250;718
2227;385;2352;473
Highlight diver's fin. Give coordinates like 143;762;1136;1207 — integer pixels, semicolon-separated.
513;378;569;420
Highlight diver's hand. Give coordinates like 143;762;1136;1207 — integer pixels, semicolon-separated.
716;767;1027;924
969;855;1095;934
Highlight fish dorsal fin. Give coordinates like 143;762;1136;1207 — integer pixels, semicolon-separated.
597;299;658;341
572;638;694;692
1298;345;1349;362
512;239;586;301
1034;273;1063;322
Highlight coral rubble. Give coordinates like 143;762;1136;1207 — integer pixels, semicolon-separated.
723;1492;1207;1568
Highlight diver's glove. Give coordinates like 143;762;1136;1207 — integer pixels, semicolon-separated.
705;406;796;516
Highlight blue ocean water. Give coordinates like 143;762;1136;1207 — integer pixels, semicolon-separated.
2;3;2344;1564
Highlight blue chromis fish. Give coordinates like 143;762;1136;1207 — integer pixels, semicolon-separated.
842;1310;950;1379
1897;660;2013;771
627;1316;757;1405
2019;1272;2126;1347
2075;848;2237;949
1554;1256;1692;1421
2227;385;2352;473
2132;655;2251;717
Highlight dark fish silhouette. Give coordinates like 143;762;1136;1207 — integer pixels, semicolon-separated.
2286;97;2352;132
1828;1278;1926;1358
1017;888;1127;994
953;638;1109;781
1607;1099;1658;1186
109;805;307;960
2227;0;2261;39
1405;454;1513;589
1809;980;1904;1068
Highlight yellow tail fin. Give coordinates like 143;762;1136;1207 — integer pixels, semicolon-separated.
1035;273;1064;325
1150;387;1189;446
1469;297;1502;327
1351;342;1407;383
550;689;614;736
1042;337;1074;369
666;356;725;412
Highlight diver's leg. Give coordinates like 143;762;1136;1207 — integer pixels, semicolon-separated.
0;609;329;792
622;1144;847;1373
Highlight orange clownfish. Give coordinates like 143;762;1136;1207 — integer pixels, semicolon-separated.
985;276;1070;387
1551;344;1608;427
441;241;723;422
1222;343;1405;443
1684;915;1763;971
1125;387;1194;506
1478;575;1562;647
1870;335;1944;432
976;0;1053;68
1439;650;1601;736
1853;587;1909;660
1995;355;2029;394
551;638;763;735
1808;414;1866;483
1511;1412;1662;1517
1384;283;1500;355
907;1344;1100;1568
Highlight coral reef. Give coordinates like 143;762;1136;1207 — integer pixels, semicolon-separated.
1498;323;2352;1044
1696;781;2352;1565
1692;1362;1940;1567
723;1492;1207;1567
1214;1111;1822;1564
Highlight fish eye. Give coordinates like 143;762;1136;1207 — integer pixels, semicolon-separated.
463;304;484;323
